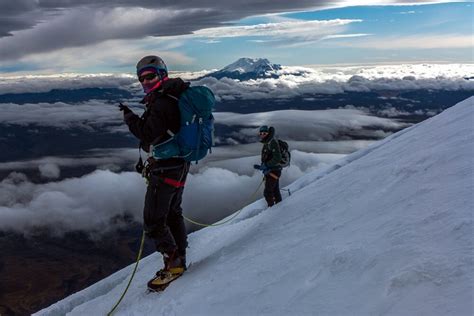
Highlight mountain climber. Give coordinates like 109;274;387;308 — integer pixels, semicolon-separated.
254;125;283;207
119;55;190;290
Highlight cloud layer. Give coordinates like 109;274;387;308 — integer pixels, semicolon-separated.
2;63;472;96
0;73;137;94
214;109;405;142
0;149;344;234
195;64;474;101
0;100;127;130
0;100;405;149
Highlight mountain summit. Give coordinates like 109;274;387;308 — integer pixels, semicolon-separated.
204;58;282;80
36;97;473;315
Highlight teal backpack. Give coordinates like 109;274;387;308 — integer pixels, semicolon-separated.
151;86;215;163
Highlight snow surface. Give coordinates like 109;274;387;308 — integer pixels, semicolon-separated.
36;97;473;316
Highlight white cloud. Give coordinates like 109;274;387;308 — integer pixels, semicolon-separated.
0;149;345;234
0;93;405;136
214;109;405;141
195;64;474;100
0;148;139;171
19;38;193;74
322;33;372;40
38;163;61;179
195;149;346;176
0;6;210;61
0;73;136;94
194;19;362;42
0;140;373;175
0;100;130;130
0;170;144;234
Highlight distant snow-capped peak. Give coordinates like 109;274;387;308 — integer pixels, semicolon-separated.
202;58;284;80
220;58;282;74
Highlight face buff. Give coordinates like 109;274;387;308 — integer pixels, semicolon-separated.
141;75;169;94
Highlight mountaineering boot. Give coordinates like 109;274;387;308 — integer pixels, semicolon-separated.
147;250;186;292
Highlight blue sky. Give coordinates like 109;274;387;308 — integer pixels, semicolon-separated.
0;1;471;74
179;2;473;70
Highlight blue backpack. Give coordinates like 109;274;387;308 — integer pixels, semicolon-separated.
151;86;215;163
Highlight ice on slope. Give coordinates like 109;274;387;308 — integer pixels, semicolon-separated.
36;97;473;316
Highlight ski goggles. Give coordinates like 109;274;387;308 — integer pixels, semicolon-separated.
138;72;158;83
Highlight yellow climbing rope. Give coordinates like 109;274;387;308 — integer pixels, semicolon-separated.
107;177;264;314
183;177;265;227
107;230;146;316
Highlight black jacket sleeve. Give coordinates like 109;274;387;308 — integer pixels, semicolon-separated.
124;95;180;151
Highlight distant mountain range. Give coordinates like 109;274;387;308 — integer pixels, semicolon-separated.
202;57;306;81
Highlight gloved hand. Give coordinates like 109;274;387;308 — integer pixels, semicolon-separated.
254;164;270;174
262;166;271;175
118;103;132;115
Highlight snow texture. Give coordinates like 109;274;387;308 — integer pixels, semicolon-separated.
36;97;473;316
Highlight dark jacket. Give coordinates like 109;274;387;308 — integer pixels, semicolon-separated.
125;78;190;166
260;126;282;169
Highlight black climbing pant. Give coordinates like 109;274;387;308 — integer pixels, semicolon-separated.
143;162;190;256
264;170;282;207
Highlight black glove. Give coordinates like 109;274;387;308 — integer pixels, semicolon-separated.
118;103;132;114
253;164;262;170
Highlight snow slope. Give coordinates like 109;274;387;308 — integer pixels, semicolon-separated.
36;97;473;316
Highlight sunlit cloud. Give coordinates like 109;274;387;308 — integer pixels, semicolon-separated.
195;64;474;101
194;19;362;40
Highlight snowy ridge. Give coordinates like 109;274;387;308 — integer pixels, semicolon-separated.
36;97;473;315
